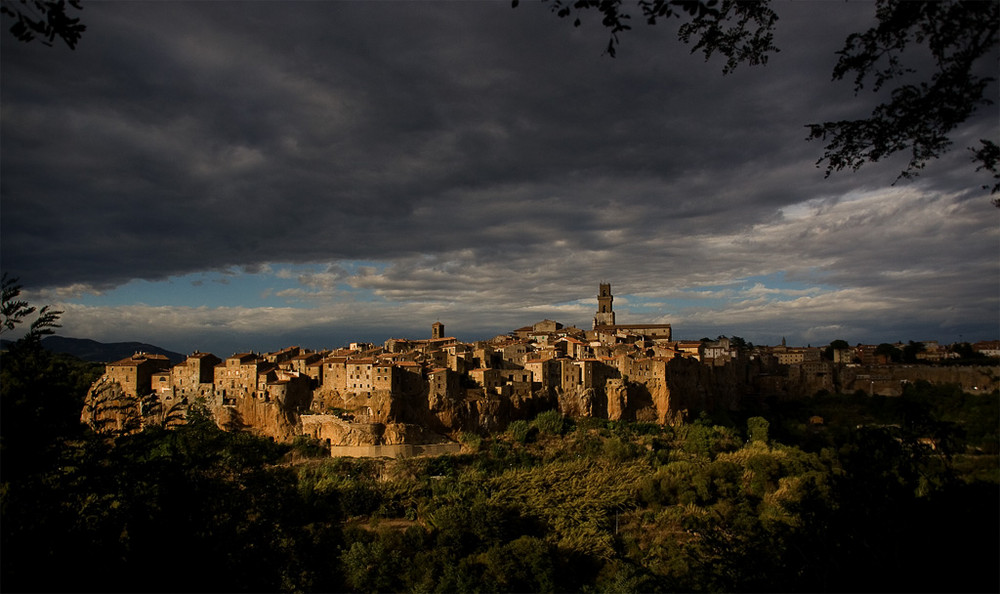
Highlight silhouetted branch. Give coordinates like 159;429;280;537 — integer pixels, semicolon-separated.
1;0;86;49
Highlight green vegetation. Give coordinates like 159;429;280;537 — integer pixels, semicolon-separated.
2;286;997;592
4;373;997;592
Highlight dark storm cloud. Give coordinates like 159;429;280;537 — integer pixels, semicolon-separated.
3;1;997;350
2;2;861;283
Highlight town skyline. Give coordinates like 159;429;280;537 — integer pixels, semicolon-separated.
14;279;1000;359
78;286;998;452
3;2;997;358
81;289;999;444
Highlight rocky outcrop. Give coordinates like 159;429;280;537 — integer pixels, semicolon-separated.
425;390;513;436
81;376;186;435
214;394;300;442
310;389;395;423
553;359;750;423
605;379;627;420
557;386;594;418
659;357;747;418
82;377;304;441
300;414;452;447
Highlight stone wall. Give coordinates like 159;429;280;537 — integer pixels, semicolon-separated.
838;364;998;396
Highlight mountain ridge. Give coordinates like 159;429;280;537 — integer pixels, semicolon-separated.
0;336;186;364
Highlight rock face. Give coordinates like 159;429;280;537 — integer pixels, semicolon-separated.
551;359;751;423
81;376;302;441
214;395;300;442
81;378;142;434
656;357;748;419
81;377;186;435
300;415;452;447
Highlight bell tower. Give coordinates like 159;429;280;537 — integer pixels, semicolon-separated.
432;321;445;340
593;283;615;329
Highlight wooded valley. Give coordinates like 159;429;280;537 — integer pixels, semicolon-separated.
2;340;997;593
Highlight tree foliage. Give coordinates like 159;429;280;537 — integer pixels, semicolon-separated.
1;273;61;343
805;0;999;190
1;0;85;49
875;342;902;362
521;0;779;68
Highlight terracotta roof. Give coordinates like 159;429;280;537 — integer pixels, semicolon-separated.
108;353;170;366
594;324;671;331
428;336;457;344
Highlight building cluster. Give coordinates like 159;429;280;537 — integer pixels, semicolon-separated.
86;285;1000;443
97;286;678;418
755;338;1000;366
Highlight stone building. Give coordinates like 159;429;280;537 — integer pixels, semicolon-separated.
590;284;672;343
524;356;559;390
285;351;324;380
172;351;222;399
500;341;530;367
105;353;172;396
428;367;462;404
469;367;505;393
319;356;349;392
345;358;375;393
702;337;738;366
214;353;274;403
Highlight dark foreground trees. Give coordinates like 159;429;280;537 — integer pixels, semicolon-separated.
1;415;345;592
2;393;997;592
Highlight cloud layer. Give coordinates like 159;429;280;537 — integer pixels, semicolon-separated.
3;1;997;354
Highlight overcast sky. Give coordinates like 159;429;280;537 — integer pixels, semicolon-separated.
2;1;997;356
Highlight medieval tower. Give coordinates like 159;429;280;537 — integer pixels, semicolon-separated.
432;321;445;340
593;283;616;329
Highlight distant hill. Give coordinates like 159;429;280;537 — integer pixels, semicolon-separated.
33;336;186;364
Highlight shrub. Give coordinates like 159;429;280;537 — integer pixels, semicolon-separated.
747;416;770;444
459;431;483;451
533;410;567;435
508;420;537;444
290;434;329;458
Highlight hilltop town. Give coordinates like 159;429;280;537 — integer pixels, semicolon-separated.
81;284;1000;455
